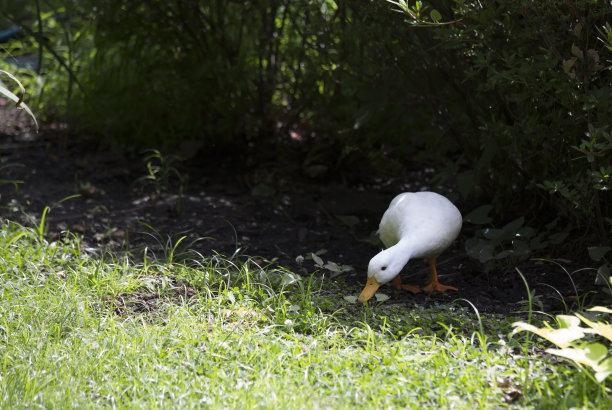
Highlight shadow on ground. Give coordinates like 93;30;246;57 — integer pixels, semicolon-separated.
0;108;603;315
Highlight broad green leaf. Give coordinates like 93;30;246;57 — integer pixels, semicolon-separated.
595;357;612;383
576;313;612;342
589;306;612;314
374;293;390;302
343;295;358;303
595;264;611;286
529;236;546;250
483;228;506;241
588;246;611;261
511;321;591;348
323;262;342;272
311;253;324;266
556;315;581;329
281;272;301;286
547;344;612;382
512;240;531;257
468;241;495;263
516;226;536;238
479;245;495;263
502;217;525;234
430;9;442;22
494;249;513;259
464;205;493;224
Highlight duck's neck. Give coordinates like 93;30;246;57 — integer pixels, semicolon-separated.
395;232;433;259
386;238;416;270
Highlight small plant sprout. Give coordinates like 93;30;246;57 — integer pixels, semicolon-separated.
308;251;354;277
137;149;185;195
0;163;25;193
136;149;186;213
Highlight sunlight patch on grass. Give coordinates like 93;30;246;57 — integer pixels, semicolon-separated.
0;220;608;407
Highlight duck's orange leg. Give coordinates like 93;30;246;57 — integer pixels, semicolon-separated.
392;274;421;294
423;257;457;292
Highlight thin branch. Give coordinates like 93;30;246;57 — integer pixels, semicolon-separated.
6;16;86;94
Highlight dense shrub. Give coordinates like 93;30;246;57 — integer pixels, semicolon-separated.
433;1;612;243
1;0;610;250
380;1;611;247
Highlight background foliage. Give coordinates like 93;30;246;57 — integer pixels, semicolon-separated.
1;0;611;255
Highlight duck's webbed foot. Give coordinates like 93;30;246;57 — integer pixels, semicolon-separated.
424;257;457;292
392;275;421;294
423;280;457;292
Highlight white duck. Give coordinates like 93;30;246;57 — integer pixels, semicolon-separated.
358;191;462;303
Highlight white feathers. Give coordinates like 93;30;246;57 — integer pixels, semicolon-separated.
367;191;462;285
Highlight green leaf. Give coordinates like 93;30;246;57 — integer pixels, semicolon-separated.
588;246;611;261
374;293;390;302
494;249;513;260
576;313;612;342
343;295;358;303
512;240;531;257
546;344;612;382
311;253;324;267
323;262;342;273
483;228;506;241
595;357;612;383
589;306;612;314
556;315;582;329
511;319;594;348
502;217;525;234
430;9;442;22
548;232;569;245
465;238;495;263
464;205;493;224
516;226;536;238
595;264;611;286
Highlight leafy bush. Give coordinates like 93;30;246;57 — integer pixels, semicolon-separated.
387;1;612;257
512;306;612;384
2;0;611;253
463;205;568;271
435;2;612;244
1;1;413;152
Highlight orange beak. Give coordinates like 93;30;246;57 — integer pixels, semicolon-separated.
358;276;382;303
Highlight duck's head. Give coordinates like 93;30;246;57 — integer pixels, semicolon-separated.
358;248;405;303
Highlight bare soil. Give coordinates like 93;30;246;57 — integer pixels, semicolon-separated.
0;106;604;315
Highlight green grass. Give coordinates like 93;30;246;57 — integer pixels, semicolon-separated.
0;220;608;408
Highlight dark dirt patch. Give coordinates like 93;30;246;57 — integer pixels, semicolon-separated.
102;276;198;318
0;107;604;315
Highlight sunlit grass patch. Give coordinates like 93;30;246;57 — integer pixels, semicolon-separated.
0;220;609;408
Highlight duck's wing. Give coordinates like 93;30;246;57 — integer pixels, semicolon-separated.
379;192;462;254
378;193;412;248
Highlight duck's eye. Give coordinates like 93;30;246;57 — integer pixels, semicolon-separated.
381;266;387;271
